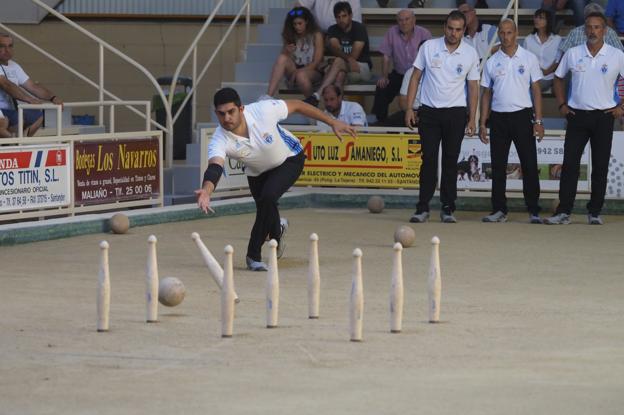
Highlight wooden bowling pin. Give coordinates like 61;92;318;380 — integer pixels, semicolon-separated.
308;233;320;319
146;235;159;323
390;242;404;333
349;248;364;342
96;240;110;332
266;239;279;328
191;232;239;303
428;236;442;323
221;245;236;338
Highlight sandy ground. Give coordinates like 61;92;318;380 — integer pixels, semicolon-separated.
1;208;623;414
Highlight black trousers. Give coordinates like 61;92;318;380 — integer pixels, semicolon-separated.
246;151;305;261
372;70;404;122
557;109;614;216
489;109;541;215
416;105;467;213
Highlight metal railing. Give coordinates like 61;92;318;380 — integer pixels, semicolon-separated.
1;0;252;167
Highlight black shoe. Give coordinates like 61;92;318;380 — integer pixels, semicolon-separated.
376;0;389;6
303;95;319;107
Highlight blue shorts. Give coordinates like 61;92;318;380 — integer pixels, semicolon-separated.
1;109;43;128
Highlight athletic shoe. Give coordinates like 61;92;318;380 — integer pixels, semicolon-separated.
587;214;604;225
376;0;389;6
529;214;543;224
482;211;507;223
246;256;268;272
543;213;571;225
409;211;429;223
440;210;457;223
303;94;319;107
408;0;426;7
276;218;289;259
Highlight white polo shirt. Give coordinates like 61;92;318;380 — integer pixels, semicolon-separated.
555;43;624;110
399;67;422;110
463;23;498;61
522;33;562;81
413;37;480;108
481;46;542;112
317;100;366;131
208;100;303;177
0;60;30;109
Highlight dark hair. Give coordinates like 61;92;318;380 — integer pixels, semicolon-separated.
585;11;607;25
213;87;241;108
532;8;554;35
322;85;342;96
446;10;466;28
333;1;352;18
457;0;488;8
282;7;319;45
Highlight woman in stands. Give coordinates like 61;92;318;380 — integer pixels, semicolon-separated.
265;7;324;101
523;8;562;91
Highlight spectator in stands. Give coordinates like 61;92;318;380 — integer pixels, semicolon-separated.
541;0;587;28
0;33;63;137
374;66;421;127
404;10;480;223
606;0;624;34
479;19;545;224
523;8;562;91
296;0;362;32
0;110;10;138
377;0;425;8
558;3;624;54
265;7;324;102
317;85;367;130
545;11;624;225
307;2;372;107
457;2;499;61
372;9;431;123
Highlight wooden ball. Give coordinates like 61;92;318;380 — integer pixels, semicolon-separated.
394;225;416;248
367;196;385;213
158;277;186;307
110;213;129;234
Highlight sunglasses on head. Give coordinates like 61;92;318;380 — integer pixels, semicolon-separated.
289;9;304;16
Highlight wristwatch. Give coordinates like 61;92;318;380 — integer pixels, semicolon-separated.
533;119;543;125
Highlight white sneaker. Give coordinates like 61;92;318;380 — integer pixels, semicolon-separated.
276;218;289;259
440;210;457;223
246;256;268;271
482;211;507;223
587;214;604;225
529;214;543;224
543;213;571;225
409;211;429;223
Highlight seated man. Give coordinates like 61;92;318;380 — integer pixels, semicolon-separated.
374;66;421;127
307;2;372;106
317;85;367;131
0;110;10;138
458;2;499;61
0;33;63;137
297;0;362;33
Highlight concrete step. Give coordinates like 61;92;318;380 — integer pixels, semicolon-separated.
164;194;196;206
169;164;201;195
186;142;202;165
246;43;282;62
268;8;290;25
257;24;283;43
235;61;274;83
220;82;268;105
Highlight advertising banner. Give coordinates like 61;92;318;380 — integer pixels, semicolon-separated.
607;134;624;198
456;137;590;192
294;132;421;189
0;144;70;212
74;138;160;206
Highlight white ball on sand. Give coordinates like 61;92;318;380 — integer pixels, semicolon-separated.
394;225;416;248
367;196;385;213
110;213;130;234
158;277;186;307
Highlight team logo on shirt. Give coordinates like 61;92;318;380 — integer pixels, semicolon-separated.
456;64;463;74
263;132;273;144
518;65;525;74
601;64;608;74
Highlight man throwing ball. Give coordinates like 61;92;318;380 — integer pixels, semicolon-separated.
196;88;356;271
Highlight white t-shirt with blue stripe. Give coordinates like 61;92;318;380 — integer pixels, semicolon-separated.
208;99;303;177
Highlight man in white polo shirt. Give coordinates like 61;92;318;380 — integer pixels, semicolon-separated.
196;88;356;271
545;11;624;225
479;19;545;224
404;10;480;223
317;85;366;131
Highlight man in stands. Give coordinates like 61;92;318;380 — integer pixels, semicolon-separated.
307;2;372;107
296;0;362;33
317;85;367;131
457;2;499;61
372;9;431;124
559;3;623;54
0;33;63;137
